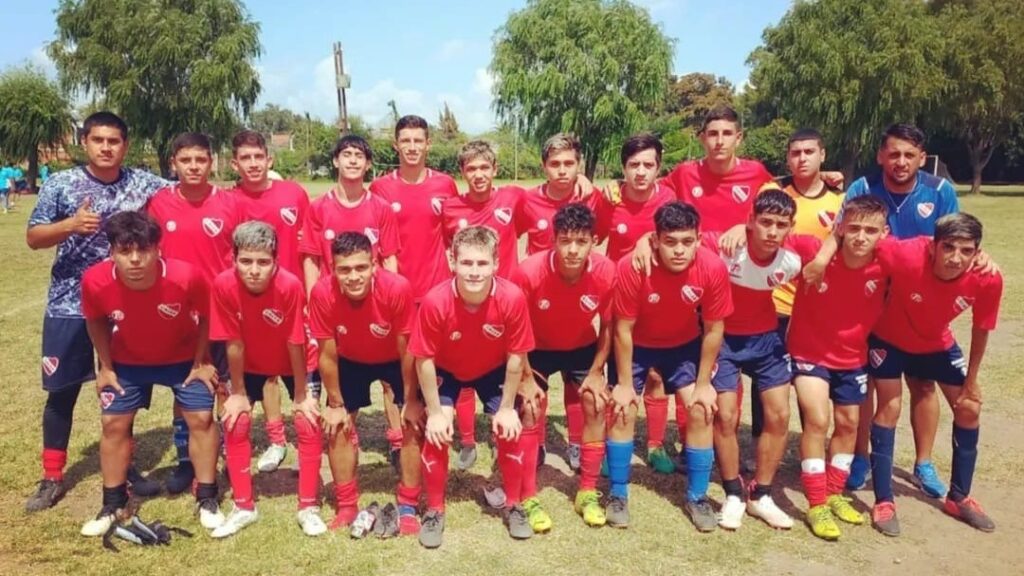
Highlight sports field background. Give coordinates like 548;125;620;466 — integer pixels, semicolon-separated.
1;189;1022;575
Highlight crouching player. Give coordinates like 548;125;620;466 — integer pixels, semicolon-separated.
211;221;325;538
610;202;732;531
511;203;615;528
80;211;222;536
308;232;422;536
410;225;539;548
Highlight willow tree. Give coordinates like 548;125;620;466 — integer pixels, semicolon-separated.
0;66;72;192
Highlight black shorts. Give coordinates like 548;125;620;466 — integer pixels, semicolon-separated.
41;316;95;392
239;373;323;403
337;357;403;410
528;343;598;390
436;366;508;415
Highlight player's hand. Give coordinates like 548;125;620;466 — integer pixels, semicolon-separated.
185;363;219;396
579;370;609;412
955;384;983;408
970;250;1000;276
802;256;829;287
631;236;655;276
425;410;452;448
609;383;638;424
492;407;522;441
292;393;320;425
71;197;101;235
821;171;844;189
686;384;718;424
221;394;252;432
574;174;595;199
401;398;425;433
322;405;351;437
518;371;546;422
718;224;747;258
96;367;123;397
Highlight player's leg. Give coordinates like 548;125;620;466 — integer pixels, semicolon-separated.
937;380;991;531
795;370;841;540
325;409;360;529
257;378;288;473
212;374;267;538
847;378;874;490
82;411;136;536
575;373;608;527
418;371;459;549
603;349;648;529
906;375;946;498
378;363;421;537
515;382;550;535
745;334;794;529
293;388;326;536
380;381;404;471
710;347;743;530
642;369;673;474
870;376;903;537
564;372;584;471
167;363;223;531
455;386;478;470
825;369;869;529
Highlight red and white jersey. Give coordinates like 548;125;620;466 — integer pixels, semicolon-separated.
613;248;733;348
209;268;306;376
662;159;775;232
510;250;615;351
441;186;523;278
308;269;414;365
146;186;242;285
370;169;459;301
409;278;535;382
873;237;1002;353
516;184;601;255
82;258;207;365
299;189;401;277
594;183;674;262
230;180;311;278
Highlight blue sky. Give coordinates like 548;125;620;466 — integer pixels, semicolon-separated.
0;0;792;134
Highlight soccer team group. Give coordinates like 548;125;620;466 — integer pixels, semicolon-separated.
22;106;1002;549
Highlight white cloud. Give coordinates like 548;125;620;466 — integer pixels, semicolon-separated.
633;0;684;14
29;45;57;78
473;68;494;96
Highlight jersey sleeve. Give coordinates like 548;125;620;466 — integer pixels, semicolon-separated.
80;269;104;320
285;280;306;346
378;202;402;259
593;194;612;242
27;176;65;227
307;282;335;340
936;179;960;217
700;256;734;322
788;234;823;262
408;300;443;358
208;278;241;342
392;276;415;335
612;259;643;321
189;271;211;319
298;202;322;256
972;273;1003;331
504;287;536;354
597;262;616;324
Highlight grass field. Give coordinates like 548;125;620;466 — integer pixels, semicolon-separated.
1;193;1023;576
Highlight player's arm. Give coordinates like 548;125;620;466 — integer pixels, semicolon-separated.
186;314;218;394
580;318;612;405
222;339;251;430
416;356;453;447
630;232;656;275
85;317;122;396
959;327;989;407
317;337;350;436
493;352;526;440
26;196;100;249
381;254;398;273
302;255;320;298
611;317;638;420
802;232;839;286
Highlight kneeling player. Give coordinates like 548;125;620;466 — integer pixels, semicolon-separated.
80;212;222;536
309;232;422;536
212;221;325;538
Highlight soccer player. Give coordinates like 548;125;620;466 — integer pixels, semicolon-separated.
410;225;539;548
79;211;222;537
309;231;422;536
211;221;325;538
867;213;1001;536
25;111;167;512
511;203;615;528
610;201;732;531
0;164;11;213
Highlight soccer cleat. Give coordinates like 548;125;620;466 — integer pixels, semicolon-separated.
457;444;477;470
127;466;162;497
523;497;552;533
943;497;996;532
827;494;865;525
912;461;948;499
567;443;581;472
606;495;630;528
536;445;547;471
81;505;118;537
505;504;533;539
375;503;400;538
419;510;445;549
328;506;359;530
872;501;900;537
718;495;745;530
647;446;675;474
198;498;226;530
747;494;794;529
257;443;287;473
296;507;328;537
483;484;507;509
574;490;606;527
398;505;421;535
25;479;66;512
211;506;258;538
165;461;195;495
806;504;841;541
846;455;870;491
685;498;718;533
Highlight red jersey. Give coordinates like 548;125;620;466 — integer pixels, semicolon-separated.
209;268;306;376
409;278;535;381
82;259;207;365
308;269;414;365
230;180;311;277
146;186;242;285
299;189;401;277
613;248;733;348
873;237;1002;353
516;184;601;255
370;169;459;300
594;183;674;262
510;250;615;351
662;159;775;232
442;186;523;278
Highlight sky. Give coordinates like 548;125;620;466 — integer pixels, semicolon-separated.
0;0;792;134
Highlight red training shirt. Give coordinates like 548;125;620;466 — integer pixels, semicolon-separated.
299;189;401;278
594;183;674;262
516;184;601;256
230;180;311;278
146;186;242;285
442;186;523;278
662;159;775;232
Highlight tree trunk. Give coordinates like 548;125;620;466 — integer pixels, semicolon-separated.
840;152;858;186
966;137;995;195
27;148;39;194
585;153;598;182
158;153;172;179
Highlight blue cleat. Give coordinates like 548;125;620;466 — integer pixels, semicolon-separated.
846;454;871;490
913;461;947;498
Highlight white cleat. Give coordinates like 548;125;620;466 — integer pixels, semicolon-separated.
747;494;794;529
81;508;116;537
211;506;258;538
718;495;745;530
198;498;227;530
297;506;328;537
257;444;287;473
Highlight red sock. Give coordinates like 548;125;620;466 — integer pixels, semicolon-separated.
42;448;66;481
564;383;583;446
225;413;255;510
455;388;477;446
537;395;549;449
294;413;323;509
385;427;403;452
421;440;449;512
674;399;688;445
579;442;605;491
265;418;286;446
496;434;525;506
826;464;850;497
519;426;540;499
334;479;358;511
397;482;421;508
643;396;668;448
801;470;828;507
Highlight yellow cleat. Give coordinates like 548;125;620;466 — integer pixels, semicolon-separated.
574;490;607;527
523;497;553;533
828;494;865;525
807;504;841;541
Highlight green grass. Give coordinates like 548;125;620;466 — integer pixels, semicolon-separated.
1;196;1023;575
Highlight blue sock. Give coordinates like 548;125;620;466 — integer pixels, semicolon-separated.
173;417;190;465
606;439;633;499
949;425;979;502
685;446;714;502
870;423;896;503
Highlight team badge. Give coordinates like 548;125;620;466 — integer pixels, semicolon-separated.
202;217;224;237
731;185;750;203
110;309;125;322
817;281;829;293
818;210;837;228
647;293;661;304
580;294;599;313
280;207;298;226
795;362;816;372
767;269;787;288
537;219;549;231
691;186;704;198
616;223;628;235
158;303;182;319
458;218;469;229
482;324;505;339
910;292;923;303
869;349;887;368
865;279;878;297
262;308;284;326
917;202;935;219
494;208;513;226
336;325;348;335
954;295;973;312
681;285;704;304
364;227;380;244
42;356;60;377
370;322;392;338
537;299;551;310
430;197;444;216
100;391;116;410
324;229;336;240
391;201;402;213
165;220;177;232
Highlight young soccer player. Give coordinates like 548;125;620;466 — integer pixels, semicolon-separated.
410;225;539;548
79;211;221;537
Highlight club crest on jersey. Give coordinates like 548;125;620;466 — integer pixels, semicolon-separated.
364;227;380;245
647;293;661;304
158;303;182;319
370;322;392;338
681;285;704;304
537;219;549;231
450;331;462;341
109;309;125;322
954;295;974;312
767;269;788;288
280;207;298;226
482;324;505;339
336;325;348;335
431;197;444;216
42;356;60;377
494;207;513;226
324;229;336;240
917;202;935;219
731;185;750;203
869;348;887;368
795;362;816;372
910;292;923;303
165;220;177;232
100;391;115;409
865;279;879;297
580;294;599;313
391;201;402;213
818;210;837;228
691;186;703;198
202;217;224;237
262;308;284;327
537;299;551;311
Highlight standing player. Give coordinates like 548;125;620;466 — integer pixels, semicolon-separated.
79;211;221;536
211;221;325;538
511;203;615;528
25;112;166;512
610;202;732;531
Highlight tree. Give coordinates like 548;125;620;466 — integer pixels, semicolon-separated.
249;104;305;136
747;0;946;179
664;73;735;129
49;0;262;177
437;102;462;141
0;66;73;192
491;0;674;179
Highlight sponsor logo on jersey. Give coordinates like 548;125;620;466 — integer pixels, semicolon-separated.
818;210;837;228
869;348;887;368
482;324;505;339
580;294;599;313
691;186;703;198
494;207;513;226
262;308;284;326
917;202;935;219
364;227;380;245
681;285;704;304
458;218;469;229
537;299;551;310
865;279;879;297
391;201;402;213
954;295;974;312
450;330;462;341
430;197;444;216
537;219;549;231
100;391;116;410
166;220;177;232
158;303;182;319
647;292;661;304
280;207;298;226
857;373;869;394
731;185;750;203
202;217;224;237
370;322;392;338
616;223;628;235
910;292;923;303
336;325;348;335
817;281;829;293
110;309;124;322
324;229;336;240
42;356;60;377
795;362;816;373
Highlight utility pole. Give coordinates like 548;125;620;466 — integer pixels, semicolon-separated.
333;41;351;134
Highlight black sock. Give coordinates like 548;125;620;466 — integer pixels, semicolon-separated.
722;477;744;498
752;482;772;500
195;482;218;502
102;483;129;510
42;384;82;450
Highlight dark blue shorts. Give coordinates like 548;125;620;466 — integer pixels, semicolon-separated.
239;372;322;403
792;361;868;406
610;338;701;395
436;366;507;415
41;316;95;392
209;341;229;380
712;331;792;393
867;335;967;386
336;357;403;410
529;343;598;390
99;361;215;415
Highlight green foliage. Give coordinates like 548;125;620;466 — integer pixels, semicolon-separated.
739;118;794;176
664;73;735;129
437;102;462;142
491;0;674;179
249;104;304;136
0;66;73;191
